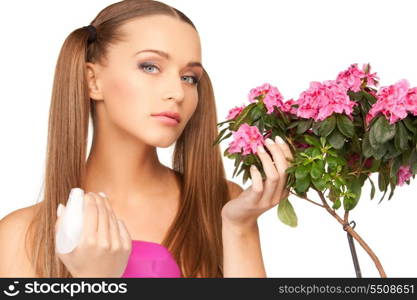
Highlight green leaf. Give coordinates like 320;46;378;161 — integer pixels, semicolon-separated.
328;129;345;149
329;187;339;203
390;156;402;178
230;103;257;131
243;155;256;166
388;177;397;200
362;132;374;158
312;121;321;135
242;167;251;184
295;165;309;179
250;105;263;121
410;148;417;174
304;135;321;148
344;177;362;211
378;171;387;192
295;175;310;193
378;189;388;204
332;198;341;209
362;90;377;103
320;137;326;147
402;117;417;134
310;161;324;180
394;121;409;151
312;176;327;191
318;115;336;137
337;114;355;138
372;143;388;160
212;127;228;146
277;197;298;227
285;166;297;174
369;158;381;172
326;156;338;172
368;177;376;200
287;120;301;130
369;115;396;147
297;118;313;134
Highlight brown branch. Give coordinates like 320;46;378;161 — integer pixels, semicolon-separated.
317;190;387;278
344;211;349;225
290;190;325;208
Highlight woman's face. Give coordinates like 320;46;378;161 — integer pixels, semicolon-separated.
86;15;203;148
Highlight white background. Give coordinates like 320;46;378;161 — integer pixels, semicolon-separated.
0;0;416;277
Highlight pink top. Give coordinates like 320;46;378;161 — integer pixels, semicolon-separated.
121;240;181;278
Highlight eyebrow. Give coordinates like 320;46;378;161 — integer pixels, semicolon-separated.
135;49;204;69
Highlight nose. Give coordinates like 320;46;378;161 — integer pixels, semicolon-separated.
163;76;185;102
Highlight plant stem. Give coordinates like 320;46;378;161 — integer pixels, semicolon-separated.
316;190;387;278
290;190;325;208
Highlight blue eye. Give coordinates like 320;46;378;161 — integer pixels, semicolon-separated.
139;63;199;86
182;75;199;85
139;63;159;73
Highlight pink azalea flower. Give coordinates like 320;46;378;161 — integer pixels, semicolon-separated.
336;63;365;92
226;104;246;120
336;63;379;92
405;87;417;116
397;165;412;186
362;64;380;87
295;80;357;121
248;83;285;114
227;123;264;155
366;79;410;124
282;98;298;115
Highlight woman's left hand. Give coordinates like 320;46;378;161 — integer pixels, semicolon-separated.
221;136;293;230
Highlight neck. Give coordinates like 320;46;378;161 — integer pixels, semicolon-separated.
81;106;176;210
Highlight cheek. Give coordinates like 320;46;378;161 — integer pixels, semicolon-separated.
101;75;151;133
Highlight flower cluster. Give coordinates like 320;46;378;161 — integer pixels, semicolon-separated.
296;80;357;121
248;83;286;114
366;79;417;124
227;123;264;155
397;165;412;186
226;104;246;120
336;63;379;92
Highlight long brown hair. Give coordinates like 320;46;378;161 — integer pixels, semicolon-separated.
26;0;231;278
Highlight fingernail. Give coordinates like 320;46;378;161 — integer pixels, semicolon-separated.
98;192;107;198
258;145;266;153
275;136;285;144
265;138;274;145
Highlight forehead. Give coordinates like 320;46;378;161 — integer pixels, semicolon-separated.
113;14;202;62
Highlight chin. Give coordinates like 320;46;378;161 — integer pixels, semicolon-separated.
147;137;177;148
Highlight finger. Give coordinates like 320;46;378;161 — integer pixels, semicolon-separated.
265;138;291;205
99;192;121;249
275;136;294;162
275;136;293;204
249;165;264;200
257;141;280;204
117;219;132;251
55;204;66;234
271;147;288;206
92;193;110;249
80;193;98;243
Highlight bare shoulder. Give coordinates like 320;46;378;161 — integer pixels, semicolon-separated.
226;180;244;199
0;203;40;277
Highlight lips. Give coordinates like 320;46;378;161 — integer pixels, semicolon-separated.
151;111;181;123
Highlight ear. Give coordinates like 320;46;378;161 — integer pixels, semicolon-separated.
85;62;104;101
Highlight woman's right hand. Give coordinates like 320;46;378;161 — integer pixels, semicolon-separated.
55;192;132;277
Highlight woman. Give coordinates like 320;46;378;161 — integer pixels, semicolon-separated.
0;0;292;278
